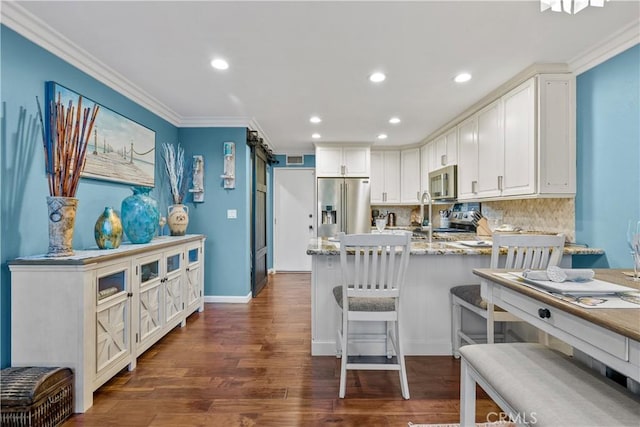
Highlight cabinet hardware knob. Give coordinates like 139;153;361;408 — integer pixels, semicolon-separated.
538;308;551;319
127;292;133;298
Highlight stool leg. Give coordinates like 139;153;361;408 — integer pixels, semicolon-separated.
396;318;410;399
451;295;462;358
460;359;477;426
339;313;348;398
386;321;393;359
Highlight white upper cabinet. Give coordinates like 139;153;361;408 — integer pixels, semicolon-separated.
537;75;575;195
476;99;504;198
456;115;478;200
502;78;535;196
420;144;430;195
432;128;458;169
400;148;421;203
370;150;401;204
455;74;575;201
445;128;458;166
315;144;370;177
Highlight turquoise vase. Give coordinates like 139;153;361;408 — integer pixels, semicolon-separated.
94;207;123;249
121;187;159;244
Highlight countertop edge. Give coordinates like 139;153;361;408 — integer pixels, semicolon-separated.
473;268;640;342
9;234;207;266
306;238;604;256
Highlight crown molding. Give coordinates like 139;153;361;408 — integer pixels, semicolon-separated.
179;116;253;127
569;19;640;75
1;1;181;125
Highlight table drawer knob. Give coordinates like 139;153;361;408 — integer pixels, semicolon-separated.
538;308;551;319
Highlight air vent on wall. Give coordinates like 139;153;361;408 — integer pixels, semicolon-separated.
286;155;304;165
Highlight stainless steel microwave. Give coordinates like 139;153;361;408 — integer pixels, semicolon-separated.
428;165;457;200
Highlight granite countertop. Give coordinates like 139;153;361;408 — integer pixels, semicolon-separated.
306;233;604;256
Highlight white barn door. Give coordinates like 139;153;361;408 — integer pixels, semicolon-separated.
274;168;315;272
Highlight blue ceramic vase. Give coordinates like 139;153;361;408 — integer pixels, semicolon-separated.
94;207;123;249
121;187;159;244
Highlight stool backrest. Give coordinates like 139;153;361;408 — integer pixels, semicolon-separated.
490;233;565;270
338;232;412;300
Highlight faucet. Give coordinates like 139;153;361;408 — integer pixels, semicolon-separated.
419;191;433;243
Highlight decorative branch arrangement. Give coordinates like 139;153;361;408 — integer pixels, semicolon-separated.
162;142;187;204
36;93;100;197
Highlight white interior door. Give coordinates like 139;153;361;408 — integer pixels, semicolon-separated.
274;168;315;272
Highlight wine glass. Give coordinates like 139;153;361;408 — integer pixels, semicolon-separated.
375;218;387;233
626;220;640;281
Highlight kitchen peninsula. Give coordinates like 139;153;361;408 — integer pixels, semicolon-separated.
307;234;603;356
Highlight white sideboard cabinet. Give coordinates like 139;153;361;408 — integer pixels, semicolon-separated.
9;235;206;413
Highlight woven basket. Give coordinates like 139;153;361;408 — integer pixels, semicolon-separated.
1;367;73;427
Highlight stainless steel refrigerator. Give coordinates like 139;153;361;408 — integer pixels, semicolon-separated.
317;177;371;238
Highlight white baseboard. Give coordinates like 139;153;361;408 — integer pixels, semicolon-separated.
204;292;252;304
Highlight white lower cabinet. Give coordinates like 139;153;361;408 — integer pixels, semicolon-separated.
135;252;164;356
95;262;132;386
163;248;185;328
185;242;204;314
9;235;206;413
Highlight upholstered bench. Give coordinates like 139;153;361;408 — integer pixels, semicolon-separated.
459;343;640;427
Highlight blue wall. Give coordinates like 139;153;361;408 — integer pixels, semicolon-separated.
178;128;251;296
0;26;251;368
575;44;640;268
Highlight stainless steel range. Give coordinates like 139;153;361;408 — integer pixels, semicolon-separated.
434;202;481;233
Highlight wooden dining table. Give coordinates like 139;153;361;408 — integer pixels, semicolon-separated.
473;268;640;383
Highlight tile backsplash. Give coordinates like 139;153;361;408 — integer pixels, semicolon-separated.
481;198;575;242
372;198;575;241
371;206;416;227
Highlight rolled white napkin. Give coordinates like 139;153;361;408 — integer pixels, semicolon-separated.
522;266;595;283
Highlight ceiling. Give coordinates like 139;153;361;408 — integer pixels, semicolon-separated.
8;1;640;153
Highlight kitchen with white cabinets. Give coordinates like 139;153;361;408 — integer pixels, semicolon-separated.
309;66;608;358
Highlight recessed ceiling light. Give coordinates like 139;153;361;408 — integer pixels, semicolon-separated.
389;117;401;124
454;72;472;83
312;133;321;139
210;58;229;70
377;134;388;140
369;72;386;83
310;116;322;124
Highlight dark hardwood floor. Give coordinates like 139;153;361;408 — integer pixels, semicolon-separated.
65;273;500;426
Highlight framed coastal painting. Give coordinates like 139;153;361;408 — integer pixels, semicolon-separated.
45;81;156;187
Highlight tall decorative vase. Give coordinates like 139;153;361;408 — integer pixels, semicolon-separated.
121;187;159;244
167;204;189;236
94;207;123;249
46;196;78;257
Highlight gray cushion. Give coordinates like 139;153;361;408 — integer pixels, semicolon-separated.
332;286;395;312
460;343;640;427
450;284;504;311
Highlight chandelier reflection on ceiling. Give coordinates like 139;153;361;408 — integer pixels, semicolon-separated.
541;0;610;14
